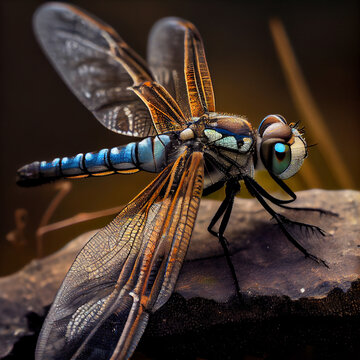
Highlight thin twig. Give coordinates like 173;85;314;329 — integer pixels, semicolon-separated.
269;18;355;189
6;208;28;246
36;181;72;258
36;205;124;238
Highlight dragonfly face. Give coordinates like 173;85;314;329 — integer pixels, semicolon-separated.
256;114;307;180
16;3;322;360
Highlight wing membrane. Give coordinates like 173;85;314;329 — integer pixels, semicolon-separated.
35;149;204;360
147;17;215;119
33;3;155;137
132;81;186;133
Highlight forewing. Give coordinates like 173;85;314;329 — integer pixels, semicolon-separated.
132;81;187;134
33;3;156;137
35;149;204;360
147;17;215;119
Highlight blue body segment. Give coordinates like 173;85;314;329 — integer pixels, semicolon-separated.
83;149;109;173
61;154;84;175
17;135;172;186
39;158;61;177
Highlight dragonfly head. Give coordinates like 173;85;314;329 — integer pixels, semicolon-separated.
257;115;307;179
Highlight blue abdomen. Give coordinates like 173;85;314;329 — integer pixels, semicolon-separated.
17;135;171;186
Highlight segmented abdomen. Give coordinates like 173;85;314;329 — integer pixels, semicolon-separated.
17;135;171;186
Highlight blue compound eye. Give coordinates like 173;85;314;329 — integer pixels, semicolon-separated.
272;142;290;175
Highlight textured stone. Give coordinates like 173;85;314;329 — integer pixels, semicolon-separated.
1;190;359;359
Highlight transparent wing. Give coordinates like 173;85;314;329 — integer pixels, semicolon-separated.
147;17;215;119
34;3;157;137
35;149;204;360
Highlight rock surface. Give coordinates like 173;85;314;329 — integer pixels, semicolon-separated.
1;190;359;359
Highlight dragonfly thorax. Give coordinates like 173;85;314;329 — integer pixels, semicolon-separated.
179;113;257;193
179;112;255;152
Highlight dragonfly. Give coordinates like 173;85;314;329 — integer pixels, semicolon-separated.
16;2;328;359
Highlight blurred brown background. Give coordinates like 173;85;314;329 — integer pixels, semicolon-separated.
1;0;359;275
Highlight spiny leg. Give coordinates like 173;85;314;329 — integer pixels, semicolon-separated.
245;176;327;235
276;203;338;217
235;167;336;218
207;179;243;301
266;173;338;216
244;177;329;268
276;213;327;236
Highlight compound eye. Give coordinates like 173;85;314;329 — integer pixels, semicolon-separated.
271;142;291;175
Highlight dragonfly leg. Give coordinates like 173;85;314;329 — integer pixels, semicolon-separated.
276;213;327;237
244;177;329;268
254;174;337;217
207;179;243;301
276;203;338;217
